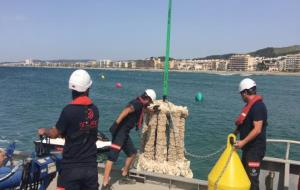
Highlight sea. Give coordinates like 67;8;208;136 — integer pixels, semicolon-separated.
0;67;299;180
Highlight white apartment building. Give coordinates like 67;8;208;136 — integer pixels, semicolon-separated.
228;54;256;71
154;59;175;69
171;59;227;71
153;58;161;69
262;56;286;72
285;53;300;72
174;60;196;70
130;61;136;69
25;59;33;65
98;60;112;68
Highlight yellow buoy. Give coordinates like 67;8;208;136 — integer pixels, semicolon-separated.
208;134;250;190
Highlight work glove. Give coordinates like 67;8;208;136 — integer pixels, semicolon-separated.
153;105;160;112
109;121;118;135
97;131;109;141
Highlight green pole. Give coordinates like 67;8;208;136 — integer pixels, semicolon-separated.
163;0;172;101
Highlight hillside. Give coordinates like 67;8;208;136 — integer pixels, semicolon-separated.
249;45;300;57
196;45;300;59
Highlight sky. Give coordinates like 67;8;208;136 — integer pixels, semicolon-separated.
0;0;300;62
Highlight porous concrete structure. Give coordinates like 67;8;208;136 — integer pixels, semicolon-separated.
136;100;193;178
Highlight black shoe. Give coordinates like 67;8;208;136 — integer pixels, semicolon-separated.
119;176;136;185
101;183;112;190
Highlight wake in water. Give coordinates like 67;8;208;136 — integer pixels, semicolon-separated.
0;136;21;146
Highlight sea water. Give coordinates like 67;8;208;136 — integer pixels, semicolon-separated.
0;67;299;179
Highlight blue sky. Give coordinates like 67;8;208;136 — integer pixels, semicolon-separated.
0;0;300;62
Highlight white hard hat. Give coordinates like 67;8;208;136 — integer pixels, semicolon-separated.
145;89;156;101
69;69;93;92
239;78;256;92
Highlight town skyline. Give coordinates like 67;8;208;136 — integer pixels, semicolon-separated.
2;48;300;73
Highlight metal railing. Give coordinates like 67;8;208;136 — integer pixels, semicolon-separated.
267;139;300;161
264;139;300;190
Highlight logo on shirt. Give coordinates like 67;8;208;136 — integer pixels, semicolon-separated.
250;168;258;177
87;109;94;119
79;108;97;129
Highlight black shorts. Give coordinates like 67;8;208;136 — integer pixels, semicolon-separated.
108;125;137;162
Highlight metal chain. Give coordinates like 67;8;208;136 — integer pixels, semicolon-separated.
184;145;226;160
167;101;225;160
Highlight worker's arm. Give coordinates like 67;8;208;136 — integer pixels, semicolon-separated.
234;120;263;149
115;105;135;125
38;127;60;138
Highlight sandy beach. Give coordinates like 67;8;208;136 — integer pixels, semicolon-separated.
1;65;300;77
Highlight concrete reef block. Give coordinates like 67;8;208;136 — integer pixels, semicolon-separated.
137;154;193;178
136;100;193;178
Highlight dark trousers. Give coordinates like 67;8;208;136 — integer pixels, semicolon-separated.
58;166;98;190
242;148;264;190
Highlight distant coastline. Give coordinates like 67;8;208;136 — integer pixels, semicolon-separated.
1;65;300;77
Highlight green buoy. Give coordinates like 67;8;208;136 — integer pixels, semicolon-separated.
195;92;204;102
